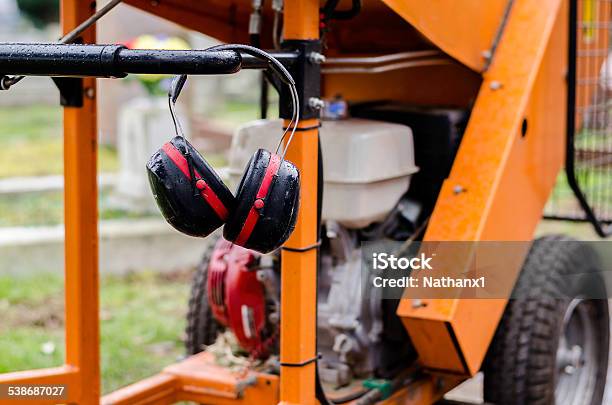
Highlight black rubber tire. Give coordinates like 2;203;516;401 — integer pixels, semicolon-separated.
483;235;609;405
185;238;224;355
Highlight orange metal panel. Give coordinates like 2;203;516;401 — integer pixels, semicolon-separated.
123;0;254;45
379;0;510;71
0;366;77;386
176;378;279;404
399;319;465;375
101;374;179;405
283;0;319;40
61;0;100;402
103;353;279;405
165;352;278;403
398;0;568;375
322;62;481;108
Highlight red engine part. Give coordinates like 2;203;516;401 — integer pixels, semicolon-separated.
206;238;267;353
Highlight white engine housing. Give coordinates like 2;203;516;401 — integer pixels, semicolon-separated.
228;118;418;229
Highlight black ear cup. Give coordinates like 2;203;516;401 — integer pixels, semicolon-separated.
149;57;301;250
147;136;236;237
223;148;300;253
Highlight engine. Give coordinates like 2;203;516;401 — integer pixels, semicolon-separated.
205;218;417;386
316;221;417;386
202;104;467;385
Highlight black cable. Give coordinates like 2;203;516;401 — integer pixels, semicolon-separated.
207;44;294;86
205;44;300;157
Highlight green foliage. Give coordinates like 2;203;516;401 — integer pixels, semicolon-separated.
16;0;59;28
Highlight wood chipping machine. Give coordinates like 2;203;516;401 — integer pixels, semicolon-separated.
1;0;612;404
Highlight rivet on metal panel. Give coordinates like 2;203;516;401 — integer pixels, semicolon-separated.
489;80;503;90
453;185;466;195
412;299;425;308
521;118;528;138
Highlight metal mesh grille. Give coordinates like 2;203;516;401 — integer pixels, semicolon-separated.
545;0;612;228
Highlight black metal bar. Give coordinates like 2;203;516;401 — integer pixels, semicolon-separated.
565;0;611;237
279;40;322;119
0;43;298;78
115;48;242;76
52;77;83;107
1;0;124;90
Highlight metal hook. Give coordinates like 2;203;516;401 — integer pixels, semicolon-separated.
169;74;187;104
168;75;187;140
168;75;198;194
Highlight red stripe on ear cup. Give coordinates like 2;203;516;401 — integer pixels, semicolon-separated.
161;142;229;221
235;154;282;246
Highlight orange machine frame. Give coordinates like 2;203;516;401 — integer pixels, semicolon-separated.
0;0;575;403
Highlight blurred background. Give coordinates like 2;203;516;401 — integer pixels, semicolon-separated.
0;0;604;396
0;0;277;393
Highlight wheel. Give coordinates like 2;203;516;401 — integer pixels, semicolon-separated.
483;235;609;405
185;238;224;355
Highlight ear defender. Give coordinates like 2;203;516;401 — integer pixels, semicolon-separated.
147;46;302;254
146;136;236;237
224;149;300;253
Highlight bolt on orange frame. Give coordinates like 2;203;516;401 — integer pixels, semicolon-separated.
0;0;586;403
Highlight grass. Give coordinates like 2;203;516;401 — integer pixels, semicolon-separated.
0;270;191;394
0;105;118;178
0;102;261;179
0;190;156;227
211;100;271;126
